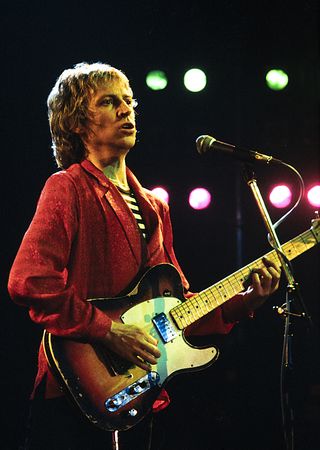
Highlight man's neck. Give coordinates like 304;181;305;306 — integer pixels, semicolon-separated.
101;158;129;191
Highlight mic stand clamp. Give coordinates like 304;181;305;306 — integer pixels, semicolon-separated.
273;304;306;319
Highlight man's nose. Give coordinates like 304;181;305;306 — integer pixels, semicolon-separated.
117;100;133;117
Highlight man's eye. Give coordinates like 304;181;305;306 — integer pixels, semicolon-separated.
102;98;114;106
99;97;138;108
127;98;138;108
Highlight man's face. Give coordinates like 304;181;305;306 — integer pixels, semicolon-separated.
80;76;137;155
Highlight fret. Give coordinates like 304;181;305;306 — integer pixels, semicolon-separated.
237;267;251;286
311;222;320;243
205;287;222;307
198;291;217;314
284;230;317;260
197;292;212;314
230;274;245;292
192;298;204;317
301;231;315;249
178;303;192;326
194;293;205;312
227;278;238;296
215;284;226;301
283;241;300;259
202;286;220;306
171;308;188;329
187;299;201;322
188;297;205;320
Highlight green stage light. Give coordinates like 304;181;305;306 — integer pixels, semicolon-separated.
266;69;289;91
146;70;168;90
184;68;207;92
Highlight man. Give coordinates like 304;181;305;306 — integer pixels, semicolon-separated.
8;62;281;449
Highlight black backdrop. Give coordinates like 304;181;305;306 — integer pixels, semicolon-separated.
1;1;319;449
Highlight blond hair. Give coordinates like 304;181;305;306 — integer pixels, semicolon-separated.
47;62;129;169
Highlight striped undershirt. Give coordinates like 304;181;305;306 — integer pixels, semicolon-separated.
116;185;147;239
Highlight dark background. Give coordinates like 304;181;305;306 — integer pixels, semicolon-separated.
1;1;319;449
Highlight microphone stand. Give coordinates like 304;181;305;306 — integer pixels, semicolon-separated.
242;164;308;450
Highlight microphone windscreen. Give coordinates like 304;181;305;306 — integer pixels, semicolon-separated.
196;135;214;154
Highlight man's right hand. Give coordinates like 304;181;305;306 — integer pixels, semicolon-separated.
103;321;161;371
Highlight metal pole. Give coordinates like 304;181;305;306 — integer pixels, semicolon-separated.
111;430;120;450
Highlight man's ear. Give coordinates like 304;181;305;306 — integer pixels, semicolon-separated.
73;126;87;139
73;125;83;134
70;117;85;135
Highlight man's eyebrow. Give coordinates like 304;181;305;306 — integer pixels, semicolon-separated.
95;93;133;102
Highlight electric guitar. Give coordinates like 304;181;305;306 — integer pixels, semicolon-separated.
43;218;320;431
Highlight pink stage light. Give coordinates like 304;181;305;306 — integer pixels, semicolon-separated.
307;185;320;207
269;185;292;208
151;186;169;204
189;188;212;210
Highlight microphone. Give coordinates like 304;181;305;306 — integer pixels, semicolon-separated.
196;135;283;165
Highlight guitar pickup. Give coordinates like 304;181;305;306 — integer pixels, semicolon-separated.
152;313;177;343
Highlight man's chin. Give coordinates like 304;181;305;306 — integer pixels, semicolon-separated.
120;134;136;149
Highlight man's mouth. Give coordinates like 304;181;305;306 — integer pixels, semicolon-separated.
121;122;135;129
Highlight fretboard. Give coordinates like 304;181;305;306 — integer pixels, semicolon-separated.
170;222;320;330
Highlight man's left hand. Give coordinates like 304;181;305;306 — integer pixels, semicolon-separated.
243;257;281;311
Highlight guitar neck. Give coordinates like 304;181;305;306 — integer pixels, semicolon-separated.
170;224;320;330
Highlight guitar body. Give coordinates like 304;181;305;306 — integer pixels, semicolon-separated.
43;264;219;431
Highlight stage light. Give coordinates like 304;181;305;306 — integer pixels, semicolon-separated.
269;185;292;208
184;68;207;92
307;185;320;207
189;188;211;210
266;69;289;91
151;186;169;204
146;70;168;91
